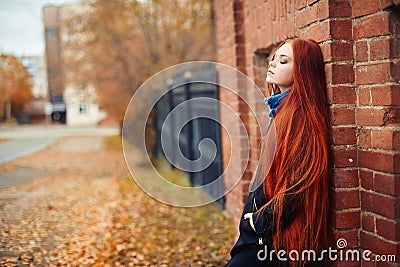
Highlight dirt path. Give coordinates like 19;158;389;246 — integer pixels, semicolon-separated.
0;136;236;266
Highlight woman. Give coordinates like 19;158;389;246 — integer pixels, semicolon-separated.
225;38;330;266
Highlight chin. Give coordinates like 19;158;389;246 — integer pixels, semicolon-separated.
265;77;273;83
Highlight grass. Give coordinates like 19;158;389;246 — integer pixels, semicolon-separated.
150;156;192;187
103;135;122;150
105;135;191;186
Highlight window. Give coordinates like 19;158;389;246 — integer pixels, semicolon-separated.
79;102;88;114
45;28;55;39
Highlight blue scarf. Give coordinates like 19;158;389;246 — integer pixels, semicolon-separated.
264;90;290;117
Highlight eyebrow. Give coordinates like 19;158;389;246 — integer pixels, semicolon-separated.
269;53;291;60
276;53;291;59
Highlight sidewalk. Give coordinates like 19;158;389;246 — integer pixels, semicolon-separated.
0;135;235;266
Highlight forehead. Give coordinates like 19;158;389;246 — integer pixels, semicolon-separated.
275;43;293;57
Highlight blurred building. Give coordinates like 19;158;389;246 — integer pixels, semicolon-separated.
43;4;106;126
20;56;48;98
11;56;49;124
43;6;65;124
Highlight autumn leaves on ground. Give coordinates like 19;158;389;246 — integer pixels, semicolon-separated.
0;135;236;266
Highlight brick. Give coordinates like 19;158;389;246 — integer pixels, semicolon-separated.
330;19;353;40
233;1;243;12
361;212;375;232
371;129;397;150
332;229;358;249
370;38;391;61
220;88;239;102
236;57;246;71
373;260;400;267
333;148;357;168
332;64;354;84
333;189;360;210
329;85;356;104
374;173;400;196
385;107;400;125
300;20;330;42
320;42;332;62
242;191;249;204
297;5;317;28
352;0;381;18
391;61;400;82
295;0;307;10
359;259;375;267
333;258;360;266
328;0;352;18
360;231;399;256
355;62;391;85
235;45;246;58
381;0;395;9
331;41;354;61
372;85;400;106
356;107;387;126
376;218;400;241
332;126;357;145
358;128;371;148
333;169;359;188
316;0;329;21
390;37;400;58
234;34;244;45
389;9;400;34
239;113;249;124
360;170;374;190
325;63;332;83
361;190;399;218
395;131;400;150
355;40;368;62
358;87;370;105
333;210;360;229
359;150;400;173
331;107;355;125
353;12;390;39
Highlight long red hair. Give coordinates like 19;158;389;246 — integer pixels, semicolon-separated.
261;38;330;265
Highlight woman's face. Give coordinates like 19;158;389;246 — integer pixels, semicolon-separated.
265;42;294;92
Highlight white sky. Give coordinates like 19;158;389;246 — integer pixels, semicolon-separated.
0;0;82;56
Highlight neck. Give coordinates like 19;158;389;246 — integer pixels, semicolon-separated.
277;86;290;94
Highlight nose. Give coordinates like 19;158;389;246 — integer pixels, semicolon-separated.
269;58;276;68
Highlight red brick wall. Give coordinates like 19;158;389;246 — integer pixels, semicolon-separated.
353;1;400;265
215;0;400;264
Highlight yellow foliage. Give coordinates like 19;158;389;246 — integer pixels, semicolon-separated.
0;54;32;118
62;0;215;123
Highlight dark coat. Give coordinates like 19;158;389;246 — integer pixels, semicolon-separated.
228;184;298;266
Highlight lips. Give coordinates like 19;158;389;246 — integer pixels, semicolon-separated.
267;70;274;75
